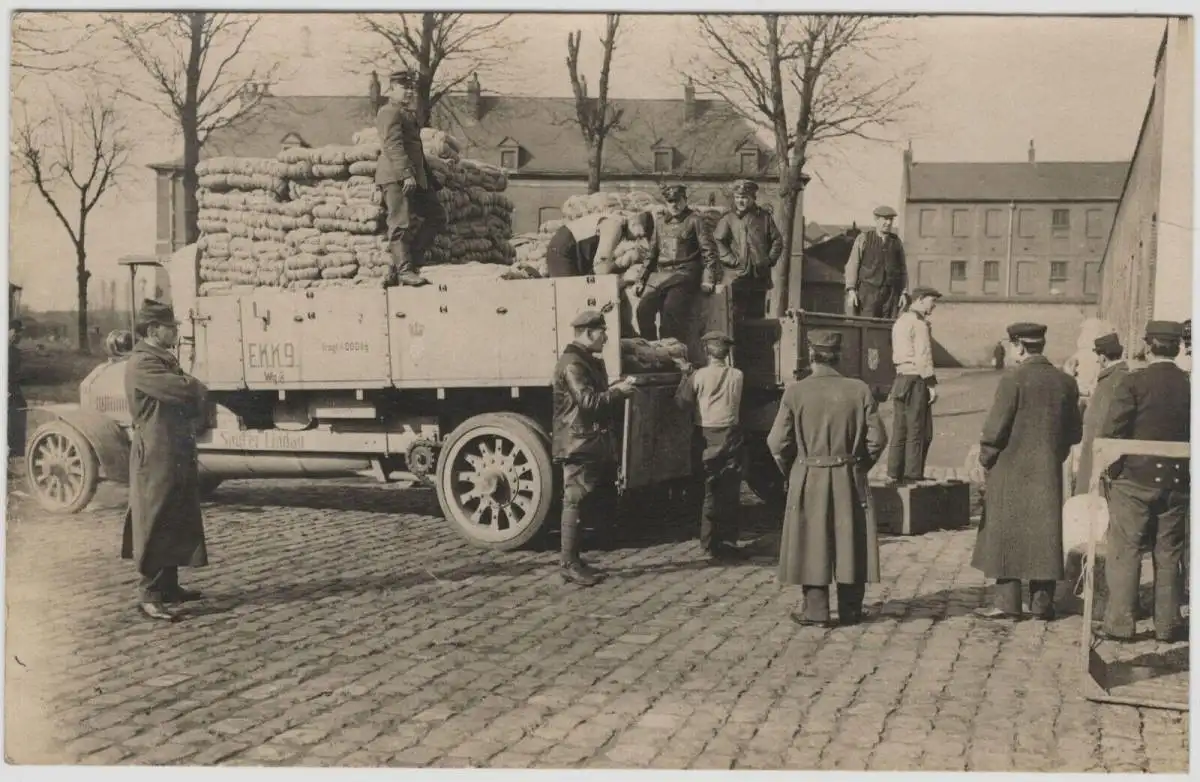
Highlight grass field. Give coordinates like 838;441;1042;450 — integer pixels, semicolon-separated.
13;342;107;404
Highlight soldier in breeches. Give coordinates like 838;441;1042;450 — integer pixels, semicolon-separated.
634;184;720;342
375;68;446;288
1095;320;1190;644
552;310;637;586
844;205;909;320
712;179;783;320
887;286;942;483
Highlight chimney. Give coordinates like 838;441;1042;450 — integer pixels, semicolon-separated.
368;71;382;111
684;76;696;122
467;72;482;120
1028;139;1036;163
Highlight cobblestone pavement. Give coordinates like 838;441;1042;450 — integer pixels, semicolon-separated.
4;371;1189;771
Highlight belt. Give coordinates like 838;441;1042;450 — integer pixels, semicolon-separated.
655;258;699;271
798;455;856;467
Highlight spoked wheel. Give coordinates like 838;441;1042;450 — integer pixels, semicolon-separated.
24;421;100;514
435;413;555;550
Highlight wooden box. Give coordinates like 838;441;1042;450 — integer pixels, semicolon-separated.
871;479;971;536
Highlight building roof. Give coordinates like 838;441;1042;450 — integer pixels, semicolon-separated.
907;161;1130;202
804;222;857;244
150;89;773;179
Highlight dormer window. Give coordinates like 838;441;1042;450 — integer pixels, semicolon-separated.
497;137;520;170
736;138;761;175
280;132;309;150
651;140;675;174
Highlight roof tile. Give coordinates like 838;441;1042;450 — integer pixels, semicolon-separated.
907;161;1129;202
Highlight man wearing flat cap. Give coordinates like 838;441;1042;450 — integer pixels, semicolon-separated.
768;330;888;627
375;67;446;287
1096;320;1190;643
712;179;783;320
970;322;1081;621
1072;332;1127;496
634;184;720;342
675;330;747;561
120;300;210;622
886;286;942;484
552;309;638;586
844;205;909;320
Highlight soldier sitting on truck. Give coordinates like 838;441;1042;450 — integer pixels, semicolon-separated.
375;68;447;288
712;179;783;321
546;211;653;335
552;309;638;586
634;184;720;342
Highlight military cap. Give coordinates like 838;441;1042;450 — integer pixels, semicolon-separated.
910;286;943;300
873;205;898;218
807;330;843;349
136;298;180;327
700;330;734;345
1145;320;1183;340
732;179;758;197
1093;332;1122;354
1006;322;1047;342
660;184;687;202
388;68;417;86
570;309;607;329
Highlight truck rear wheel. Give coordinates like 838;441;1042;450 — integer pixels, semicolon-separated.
436;413;555;551
24;421;100;514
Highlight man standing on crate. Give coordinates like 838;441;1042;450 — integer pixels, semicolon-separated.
970;323;1081;621
886;286;942;484
375;67;446;288
844;205;910;320
552;310;638;587
768;331;888;628
712;179;783;320
634;184;720;342
1095;320;1190;644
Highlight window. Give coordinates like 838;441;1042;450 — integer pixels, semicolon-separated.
983;260;1001;295
1018;209;1037;238
949;261;968;294
654;149;673;173
738;150;758;174
1049;261;1068;282
1083;262;1101;295
917;260;937;287
1051;208;1070;231
985;209;1005;238
919;209;937;237
499;149;518;170
1086;209;1107;238
1016;261;1036;295
951;209;971;238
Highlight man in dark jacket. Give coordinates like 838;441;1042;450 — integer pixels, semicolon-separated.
768;330;888;628
970;322;1081;620
712;179;783;320
1073;332;1127;496
1096;320;1190;643
121;300;210;622
634;184;720;342
844;205;909;319
375;68;446;288
552;309;637;586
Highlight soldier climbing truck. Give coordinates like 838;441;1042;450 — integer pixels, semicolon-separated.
24;243;895;551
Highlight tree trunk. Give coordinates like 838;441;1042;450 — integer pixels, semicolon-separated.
769;187;800;318
75;246;91;354
587;137;603;194
182;13;204;245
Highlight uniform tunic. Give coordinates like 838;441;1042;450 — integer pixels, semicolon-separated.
971;355;1081;581
768;364;888;585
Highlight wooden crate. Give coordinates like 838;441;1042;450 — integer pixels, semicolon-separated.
871;479;971;536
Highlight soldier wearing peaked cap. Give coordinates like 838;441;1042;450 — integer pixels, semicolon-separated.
768;329;888;628
551;309;638;586
713;179;783;320
375;66;446;288
675;329;747;562
845;204;909;320
886;285;942;483
1096;320;1190;643
120;300;210;622
1073;331;1127;496
971;322;1081;621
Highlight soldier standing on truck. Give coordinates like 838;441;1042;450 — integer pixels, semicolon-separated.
375;68;447;288
844;205;909;320
675;330;747;563
552;310;638;586
712;179;783;320
886;286;942;484
634;184;720;342
120;300;210;622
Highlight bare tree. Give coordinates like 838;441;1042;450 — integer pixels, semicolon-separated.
690;14;920;314
11;11;93;74
357;13;517;127
565;15;624;195
103;12;280;244
13;96;130;353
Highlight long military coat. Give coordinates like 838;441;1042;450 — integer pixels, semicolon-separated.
120;341;210;575
972;355;1081;580
1073;361;1127;495
768;364;888;585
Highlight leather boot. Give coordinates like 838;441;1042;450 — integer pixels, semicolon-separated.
560;509;601;587
384;243;429;288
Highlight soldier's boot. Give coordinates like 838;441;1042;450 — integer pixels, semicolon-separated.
384;241;429;288
560;509;601;587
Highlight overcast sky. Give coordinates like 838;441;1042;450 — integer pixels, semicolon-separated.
8;12;1168;311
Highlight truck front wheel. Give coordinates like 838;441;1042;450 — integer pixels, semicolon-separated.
435;413;555;551
24;421;100;514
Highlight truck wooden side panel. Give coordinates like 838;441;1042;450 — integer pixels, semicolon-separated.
619;380;695;491
240;291;304;388
551;277;623;384
191;296;244;389
301;289;391;387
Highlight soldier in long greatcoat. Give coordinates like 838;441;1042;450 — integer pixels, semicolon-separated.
120;300;210;622
768;330;888;627
971;322;1081;621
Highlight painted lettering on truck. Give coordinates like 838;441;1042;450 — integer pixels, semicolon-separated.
246;342;297;369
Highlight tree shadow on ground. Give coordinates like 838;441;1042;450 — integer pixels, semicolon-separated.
209;482;443;517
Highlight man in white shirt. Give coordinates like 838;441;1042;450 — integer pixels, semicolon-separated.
886;286;942;483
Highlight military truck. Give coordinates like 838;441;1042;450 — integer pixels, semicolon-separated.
24;243;894;550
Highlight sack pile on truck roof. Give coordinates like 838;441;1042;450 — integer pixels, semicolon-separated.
195;127;515;297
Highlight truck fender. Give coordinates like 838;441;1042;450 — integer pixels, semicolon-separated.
28;404;130;484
